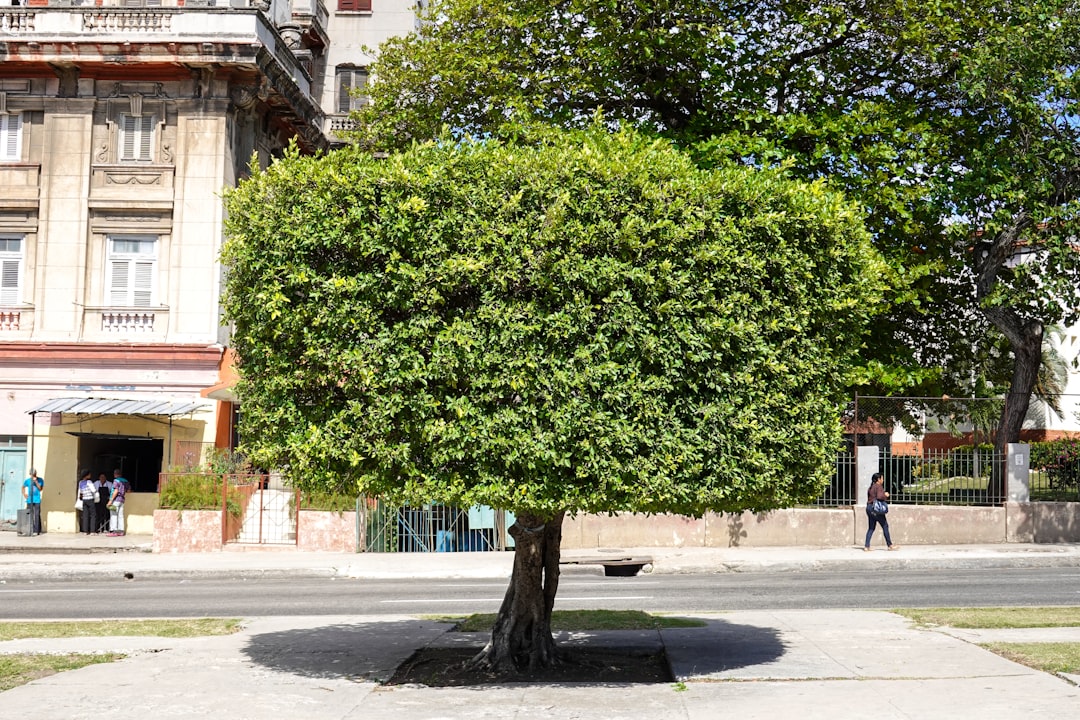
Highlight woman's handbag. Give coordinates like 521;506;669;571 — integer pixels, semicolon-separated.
869;499;889;515
75;498;84;511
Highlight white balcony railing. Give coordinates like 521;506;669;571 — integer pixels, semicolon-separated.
102;310;155;333
0;310;20;332
0;10;35;31
82;9;172;31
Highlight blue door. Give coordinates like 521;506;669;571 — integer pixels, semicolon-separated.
0;448;27;531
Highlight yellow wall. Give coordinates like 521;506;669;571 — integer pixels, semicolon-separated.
37;412;212;534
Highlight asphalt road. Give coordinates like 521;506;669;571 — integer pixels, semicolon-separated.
1;567;1078;619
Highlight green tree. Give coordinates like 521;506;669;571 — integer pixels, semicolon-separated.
222;128;887;672
354;0;1080;462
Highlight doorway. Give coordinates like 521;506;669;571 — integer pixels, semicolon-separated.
0;438;28;531
73;434;164;493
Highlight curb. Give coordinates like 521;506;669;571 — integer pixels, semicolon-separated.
5;554;1078;584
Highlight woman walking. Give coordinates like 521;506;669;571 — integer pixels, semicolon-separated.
865;472;899;551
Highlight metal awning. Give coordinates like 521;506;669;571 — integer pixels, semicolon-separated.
28;397;210;417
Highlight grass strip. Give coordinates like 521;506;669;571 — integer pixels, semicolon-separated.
981;642;1080;675
0;618;242;642
430;609;706;633
894;607;1080;629
0;653;124;693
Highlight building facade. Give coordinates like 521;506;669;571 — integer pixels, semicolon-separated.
0;0;417;533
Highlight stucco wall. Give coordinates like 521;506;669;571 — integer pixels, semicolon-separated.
297;511;358;553
1031;502;1080;543
149;504;1080;552
560;504;1080;549
706;509;854;547
153;509;222;553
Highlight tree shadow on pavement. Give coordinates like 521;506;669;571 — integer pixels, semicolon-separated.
241;617;787;686
242;619;452;683
661;619;787;678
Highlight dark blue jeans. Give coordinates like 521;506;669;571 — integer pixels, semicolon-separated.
865;508;893;548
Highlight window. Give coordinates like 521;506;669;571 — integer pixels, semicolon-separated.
107;236;156;307
0;113;22;162
337;67;369;113
0;236;22;306
337;0;372;11
119;114;155;162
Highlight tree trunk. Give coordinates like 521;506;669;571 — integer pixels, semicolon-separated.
985;311;1043;500
466;510;564;674
973;211;1039;501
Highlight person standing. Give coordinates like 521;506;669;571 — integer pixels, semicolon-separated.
22;468;44;536
108;468;128;536
77;470;98;535
95;472;112;533
864;472;899;551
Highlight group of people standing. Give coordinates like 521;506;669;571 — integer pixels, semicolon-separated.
76;469;129;537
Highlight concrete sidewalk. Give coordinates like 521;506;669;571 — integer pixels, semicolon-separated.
1;533;1079;718
1;531;1079;582
1;610;1078;719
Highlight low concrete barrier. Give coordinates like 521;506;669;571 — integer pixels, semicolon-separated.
153;509;221;553
1031;502;1080;544
705;509;853;547
297;511;358;552
560;503;1080;549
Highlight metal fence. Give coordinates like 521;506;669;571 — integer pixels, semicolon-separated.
361;498;515;553
157;472;297;545
810;452;858;507
846;394;1006;451
817;448;1007;507
878;448;1006;506
838;393;1080;503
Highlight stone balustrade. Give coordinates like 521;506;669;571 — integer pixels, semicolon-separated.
82;9;171;32
0;310;21;332
0;10;35;31
102;310;155;333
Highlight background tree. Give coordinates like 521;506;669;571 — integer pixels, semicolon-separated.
222;128;887;672
354;0;1080;458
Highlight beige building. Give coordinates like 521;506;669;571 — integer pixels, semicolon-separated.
0;0;418;533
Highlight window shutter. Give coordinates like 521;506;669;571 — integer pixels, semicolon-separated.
338;71;351;113
0;258;19;305
0;113;20;161
132;260;154;307
338;0;372;11
120;115;154;162
138;116;154;161
337;68;369;113
109;259;130;305
120;116;136;161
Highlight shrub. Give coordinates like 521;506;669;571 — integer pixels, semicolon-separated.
1030;439;1080;492
296;490;358;513
942;444;995;478
158;474;242;518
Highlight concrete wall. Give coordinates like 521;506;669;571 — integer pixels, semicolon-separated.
297;510;358;553
150;504;1080;552
706;509;854;547
154;508;360;552
560;503;1080;549
153;508;221;553
859;505;1005;545
1031;503;1080;544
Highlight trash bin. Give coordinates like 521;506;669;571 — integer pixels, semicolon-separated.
16;508;32;537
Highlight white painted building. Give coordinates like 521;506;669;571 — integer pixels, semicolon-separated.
0;0;418;532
